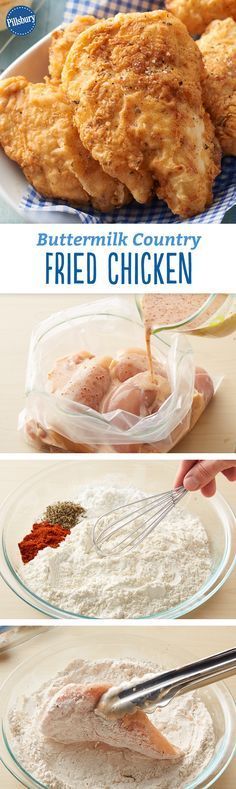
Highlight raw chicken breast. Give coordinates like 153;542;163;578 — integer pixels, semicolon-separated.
48;351;94;393
194;366;214;405
58;356;112;411
103;371;171;417
43;349;214;454
48;348;168;415
40;682;181;760
111;348;167;382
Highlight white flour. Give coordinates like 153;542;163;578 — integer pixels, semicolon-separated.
19;484;212;617
8;657;215;789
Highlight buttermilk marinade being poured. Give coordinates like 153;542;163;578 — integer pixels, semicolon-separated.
24;294;236;453
141;293;234;376
49;293;221;405
48;294;229;410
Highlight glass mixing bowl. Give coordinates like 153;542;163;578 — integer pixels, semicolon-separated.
0;627;235;788
0;461;235;619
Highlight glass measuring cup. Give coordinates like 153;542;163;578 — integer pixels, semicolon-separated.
136;295;236;337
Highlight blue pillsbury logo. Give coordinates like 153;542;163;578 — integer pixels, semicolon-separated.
6;5;36;36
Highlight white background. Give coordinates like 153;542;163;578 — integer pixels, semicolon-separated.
0;223;235;293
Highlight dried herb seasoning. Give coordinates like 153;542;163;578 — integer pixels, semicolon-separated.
43;500;86;530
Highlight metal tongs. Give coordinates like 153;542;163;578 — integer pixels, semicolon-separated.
96;649;236;718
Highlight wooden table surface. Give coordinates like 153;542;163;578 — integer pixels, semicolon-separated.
0;458;235;620
0;625;235;788
0;294;235;453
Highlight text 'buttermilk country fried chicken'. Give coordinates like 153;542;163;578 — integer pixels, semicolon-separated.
0;77;130;211
49;14;97;82
198;17;236;155
166;1;236;37
62;10;221;219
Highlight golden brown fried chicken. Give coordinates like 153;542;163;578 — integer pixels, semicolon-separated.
166;0;236;36
0;77;129;211
62;10;220;218
198;17;236;155
49;14;96;82
0;76;88;205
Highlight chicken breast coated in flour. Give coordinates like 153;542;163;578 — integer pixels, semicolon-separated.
40;682;181;760
62;10;221;218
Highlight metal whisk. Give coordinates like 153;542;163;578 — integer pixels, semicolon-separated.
93;486;188;557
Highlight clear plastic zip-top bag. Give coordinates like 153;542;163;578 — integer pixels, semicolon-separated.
19;297;216;453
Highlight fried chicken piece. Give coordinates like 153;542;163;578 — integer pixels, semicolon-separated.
166;1;236;36
62;10;220;218
40;683;181;760
49;14;96;82
0;77;129;211
198;18;236;155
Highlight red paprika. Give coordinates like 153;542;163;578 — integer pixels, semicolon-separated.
18;521;70;564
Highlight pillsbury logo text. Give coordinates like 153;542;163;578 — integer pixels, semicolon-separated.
6;5;36;36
